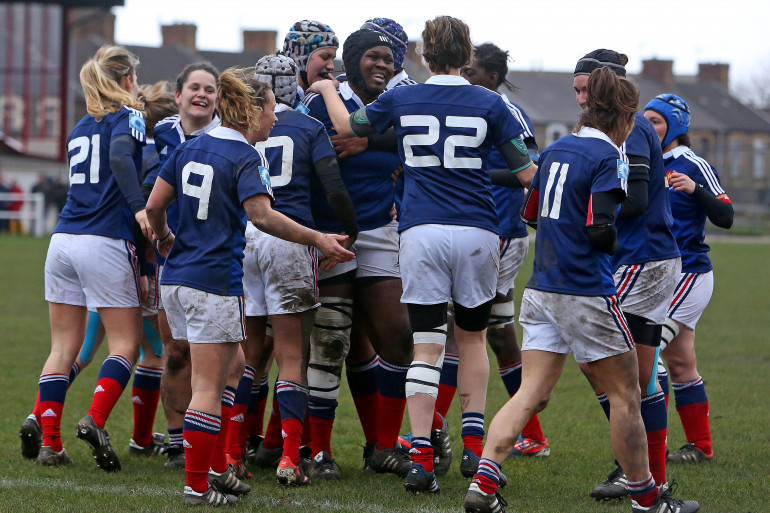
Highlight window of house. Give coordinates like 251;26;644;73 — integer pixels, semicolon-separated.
753;139;765;179
730;139;741;178
545;123;569;146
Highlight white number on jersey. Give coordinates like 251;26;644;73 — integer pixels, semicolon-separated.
182;161;214;220
400;115;487;169
254;136;294;188
68;134;101;185
540;162;569;220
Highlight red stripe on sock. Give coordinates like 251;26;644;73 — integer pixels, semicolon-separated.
282;417;303;465
377;395;406;451
131;386;160;447
184;428;218;493
463;434;483;457
210;403;232;474
520;414;545;442
435;383;457;418
677;402;713;456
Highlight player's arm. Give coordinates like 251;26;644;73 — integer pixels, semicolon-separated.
313;156;359;246
243;193;355;265
110;134;152;240
617;155;650;218
306;80;380;139
492;137;537;188
520;187;540;229
145;176;176;257
669;171;733;228
586;189;626;254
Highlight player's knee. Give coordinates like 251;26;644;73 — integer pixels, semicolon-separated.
164;340;190;374
454;299;494;332
487;301;514;330
625;313;660;347
405;360;442;399
659;317;680;351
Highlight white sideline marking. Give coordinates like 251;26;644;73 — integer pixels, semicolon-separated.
0;477;455;512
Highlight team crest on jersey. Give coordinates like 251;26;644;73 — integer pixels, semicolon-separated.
129;112;146;135
616;159;629;181
512;135;528;156
296;103;310;115
259;165;274;196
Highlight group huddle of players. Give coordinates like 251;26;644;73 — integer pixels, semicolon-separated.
20;14;733;513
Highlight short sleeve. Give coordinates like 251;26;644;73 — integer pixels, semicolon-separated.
237;149;274;204
592;154;628;199
363;89;395;134
310;123;337;164
491;95;525;148
157;150;178;191
112;107;146;144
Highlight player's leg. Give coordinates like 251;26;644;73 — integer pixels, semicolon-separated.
129;313;165;457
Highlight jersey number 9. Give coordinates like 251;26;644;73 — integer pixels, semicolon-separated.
182;161;214;220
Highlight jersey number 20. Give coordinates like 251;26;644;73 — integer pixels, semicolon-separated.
401;115;487;169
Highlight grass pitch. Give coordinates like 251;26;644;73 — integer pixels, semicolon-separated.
1;235;768;512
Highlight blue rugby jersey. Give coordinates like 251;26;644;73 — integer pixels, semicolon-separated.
664;146;727;273
526;128;628;296
612;113;680;268
158;127;274;296
363;75;526;234
56;106;146;241
491;95;536;239
145;115;220;264
254;106;336;227
304;82;400;233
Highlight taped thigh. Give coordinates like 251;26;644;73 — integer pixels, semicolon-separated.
308;297;353;400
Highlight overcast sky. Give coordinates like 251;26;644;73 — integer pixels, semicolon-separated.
113;0;767;90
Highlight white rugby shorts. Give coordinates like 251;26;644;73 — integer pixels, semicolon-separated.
45;233;140;309
142;268;160;317
161;284;246;343
399;224;499;307
242;226;319;316
497;236;529;297
519;288;635;363
614;257;681;325
667;270;714;330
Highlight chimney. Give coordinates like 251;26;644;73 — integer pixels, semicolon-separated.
641;59;674;85
71;8;115;43
161;23;197;51
698;63;729;89
243;30;277;53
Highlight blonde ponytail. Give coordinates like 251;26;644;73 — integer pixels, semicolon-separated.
216;67;270;131
80;45;143;121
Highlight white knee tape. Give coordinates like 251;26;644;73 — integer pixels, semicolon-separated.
307;367;341;401
310;297;353;366
405;361;442;399
413;324;447;345
660;317;680;351
488;302;515;329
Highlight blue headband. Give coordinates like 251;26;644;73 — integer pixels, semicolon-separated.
361;18;408;70
645;93;691;148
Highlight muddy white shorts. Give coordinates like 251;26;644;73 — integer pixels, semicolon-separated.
242;226;319;316
161;284;246;343
497;236;529;296
614;257;681;325
519;288;635;363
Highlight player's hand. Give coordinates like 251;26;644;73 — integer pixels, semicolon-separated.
306;79;338;95
155;231;175;258
391;165;403;185
315;233;355;269
331;134;368;159
139;275;149;304
134;209;153;241
668;171;696;194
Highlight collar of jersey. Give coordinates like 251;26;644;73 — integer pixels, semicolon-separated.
573;126;621;152
275;104;292;113
339;82;365;108
174;115;221;138
425;74;470;86
208;126;249;144
664;145;691;159
387;70;409;89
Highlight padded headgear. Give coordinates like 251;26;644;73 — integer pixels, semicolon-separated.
254;54;299;107
343;29;394;91
574;49;627;77
361;18;408;70
645;93;691;148
281;20;339;71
